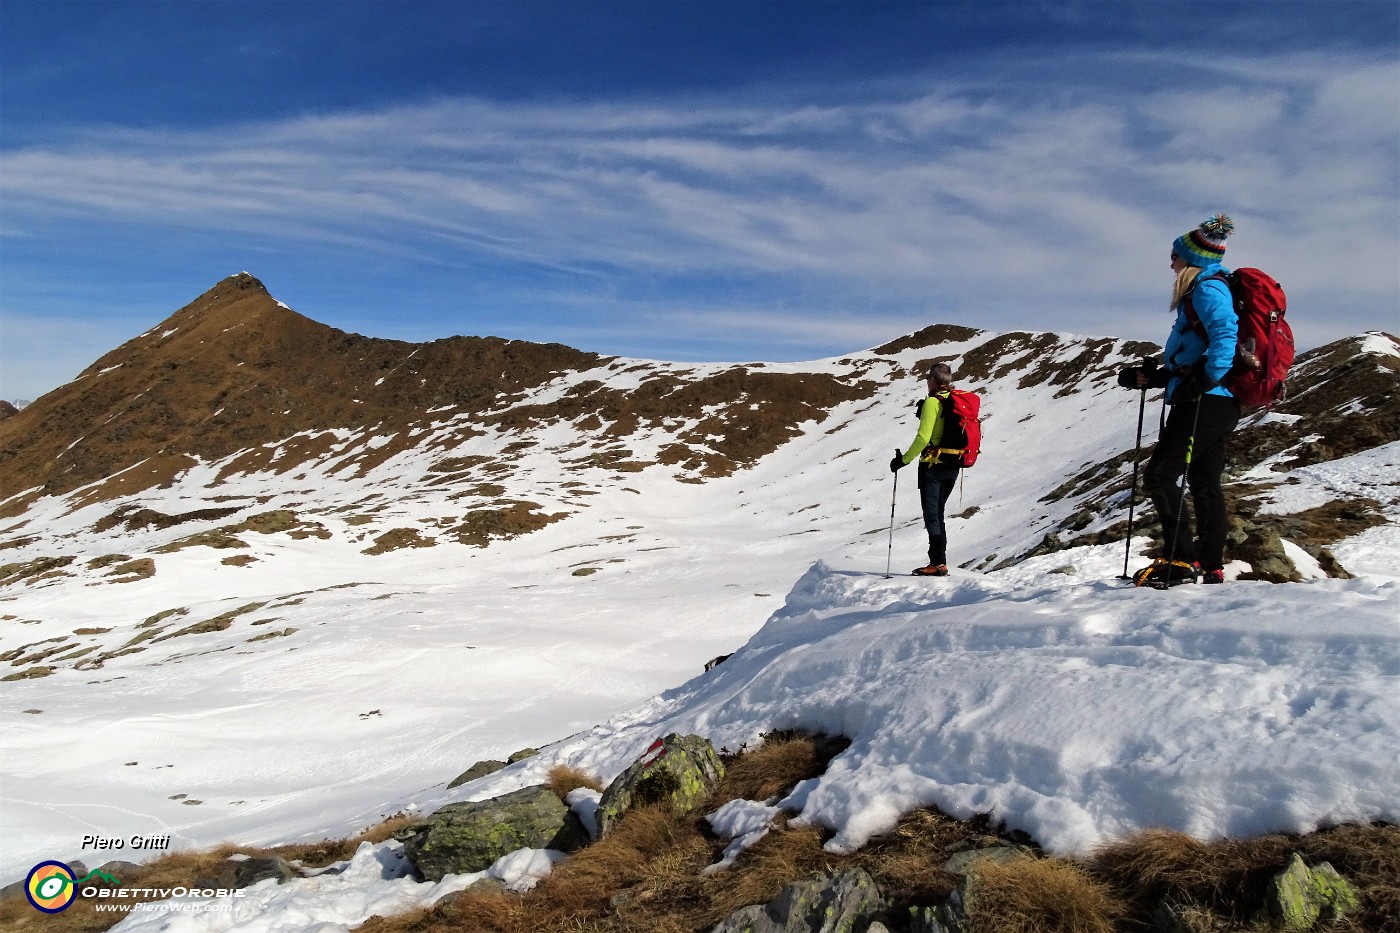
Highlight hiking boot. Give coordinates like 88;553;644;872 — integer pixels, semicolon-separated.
913;564;949;577
1132;559;1199;588
1200;568;1226;585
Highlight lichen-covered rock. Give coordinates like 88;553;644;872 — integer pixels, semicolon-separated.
709;868;884;933
446;758;507;789
909;905;954;933
926;857;998;933
933;882;972;933
396;785;588;881
1264;853;1360;930
595;733;724;836
507;747;539;764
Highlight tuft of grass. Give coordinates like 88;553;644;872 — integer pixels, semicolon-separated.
966;857;1122;933
861;807;972;907
699;819;833;922
547;763;606;800
715;732;834;803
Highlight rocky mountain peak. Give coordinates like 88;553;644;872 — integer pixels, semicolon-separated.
0;275;605;504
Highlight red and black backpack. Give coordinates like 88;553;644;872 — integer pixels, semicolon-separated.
1186;268;1295;409
930;389;982;467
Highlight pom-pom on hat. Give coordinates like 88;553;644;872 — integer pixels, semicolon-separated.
1173;213;1234;268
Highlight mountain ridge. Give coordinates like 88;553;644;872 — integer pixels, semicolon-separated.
0;273;605;503
1;274;1395;578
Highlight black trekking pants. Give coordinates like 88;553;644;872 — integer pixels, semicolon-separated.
1145;394;1241;571
918;462;961;566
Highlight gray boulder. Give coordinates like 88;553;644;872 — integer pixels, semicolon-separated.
194;854;298;890
709;868;885;933
447;759;507;789
194;851;298;885
595;733;725;836
918;853;1013;933
234;856;298;888
396;785;588;881
93;860;143;881
941;842;1032;875
434;877;510;913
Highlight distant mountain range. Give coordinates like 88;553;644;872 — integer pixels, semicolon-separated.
2;272;1393;585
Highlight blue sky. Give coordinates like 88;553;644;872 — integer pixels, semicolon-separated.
2;1;1397;403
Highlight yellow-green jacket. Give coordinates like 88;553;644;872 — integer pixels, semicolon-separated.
899;390;950;466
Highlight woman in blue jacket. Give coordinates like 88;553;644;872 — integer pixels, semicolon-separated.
1122;214;1241;583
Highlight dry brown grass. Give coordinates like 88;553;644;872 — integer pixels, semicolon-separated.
966;857;1122;933
1088;823;1400;931
859;807;975;907
699;820;833;920
1090;827;1293;923
547;764;605;799
714;732;843;803
263;812;422;868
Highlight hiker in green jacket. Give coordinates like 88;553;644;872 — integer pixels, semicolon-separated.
889;363;962;576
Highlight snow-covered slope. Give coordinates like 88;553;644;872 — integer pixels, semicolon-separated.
1;278;1396;887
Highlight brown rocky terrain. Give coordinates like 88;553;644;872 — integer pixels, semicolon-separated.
0;274;602;504
0;274;880;509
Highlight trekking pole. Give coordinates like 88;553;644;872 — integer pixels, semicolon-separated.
1119;386;1148;580
885;452;900;578
1163;393;1204;574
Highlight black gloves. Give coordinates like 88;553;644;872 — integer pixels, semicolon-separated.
1170;364;1219;404
1117;358;1169;390
890;450;906;473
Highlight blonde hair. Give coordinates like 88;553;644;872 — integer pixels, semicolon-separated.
1170;266;1201;311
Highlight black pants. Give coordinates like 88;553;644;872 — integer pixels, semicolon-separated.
1145;394;1240;571
918;462;961;566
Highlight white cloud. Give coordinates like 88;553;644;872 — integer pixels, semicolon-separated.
0;49;1395;392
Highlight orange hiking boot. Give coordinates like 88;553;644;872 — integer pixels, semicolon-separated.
912;564;949;577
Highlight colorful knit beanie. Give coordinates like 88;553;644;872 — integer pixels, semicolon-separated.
1172;213;1234;268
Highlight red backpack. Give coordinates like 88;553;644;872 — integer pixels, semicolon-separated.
935;389;982;467
1186;268;1295;409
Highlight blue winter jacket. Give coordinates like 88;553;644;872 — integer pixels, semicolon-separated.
1163;263;1236;401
